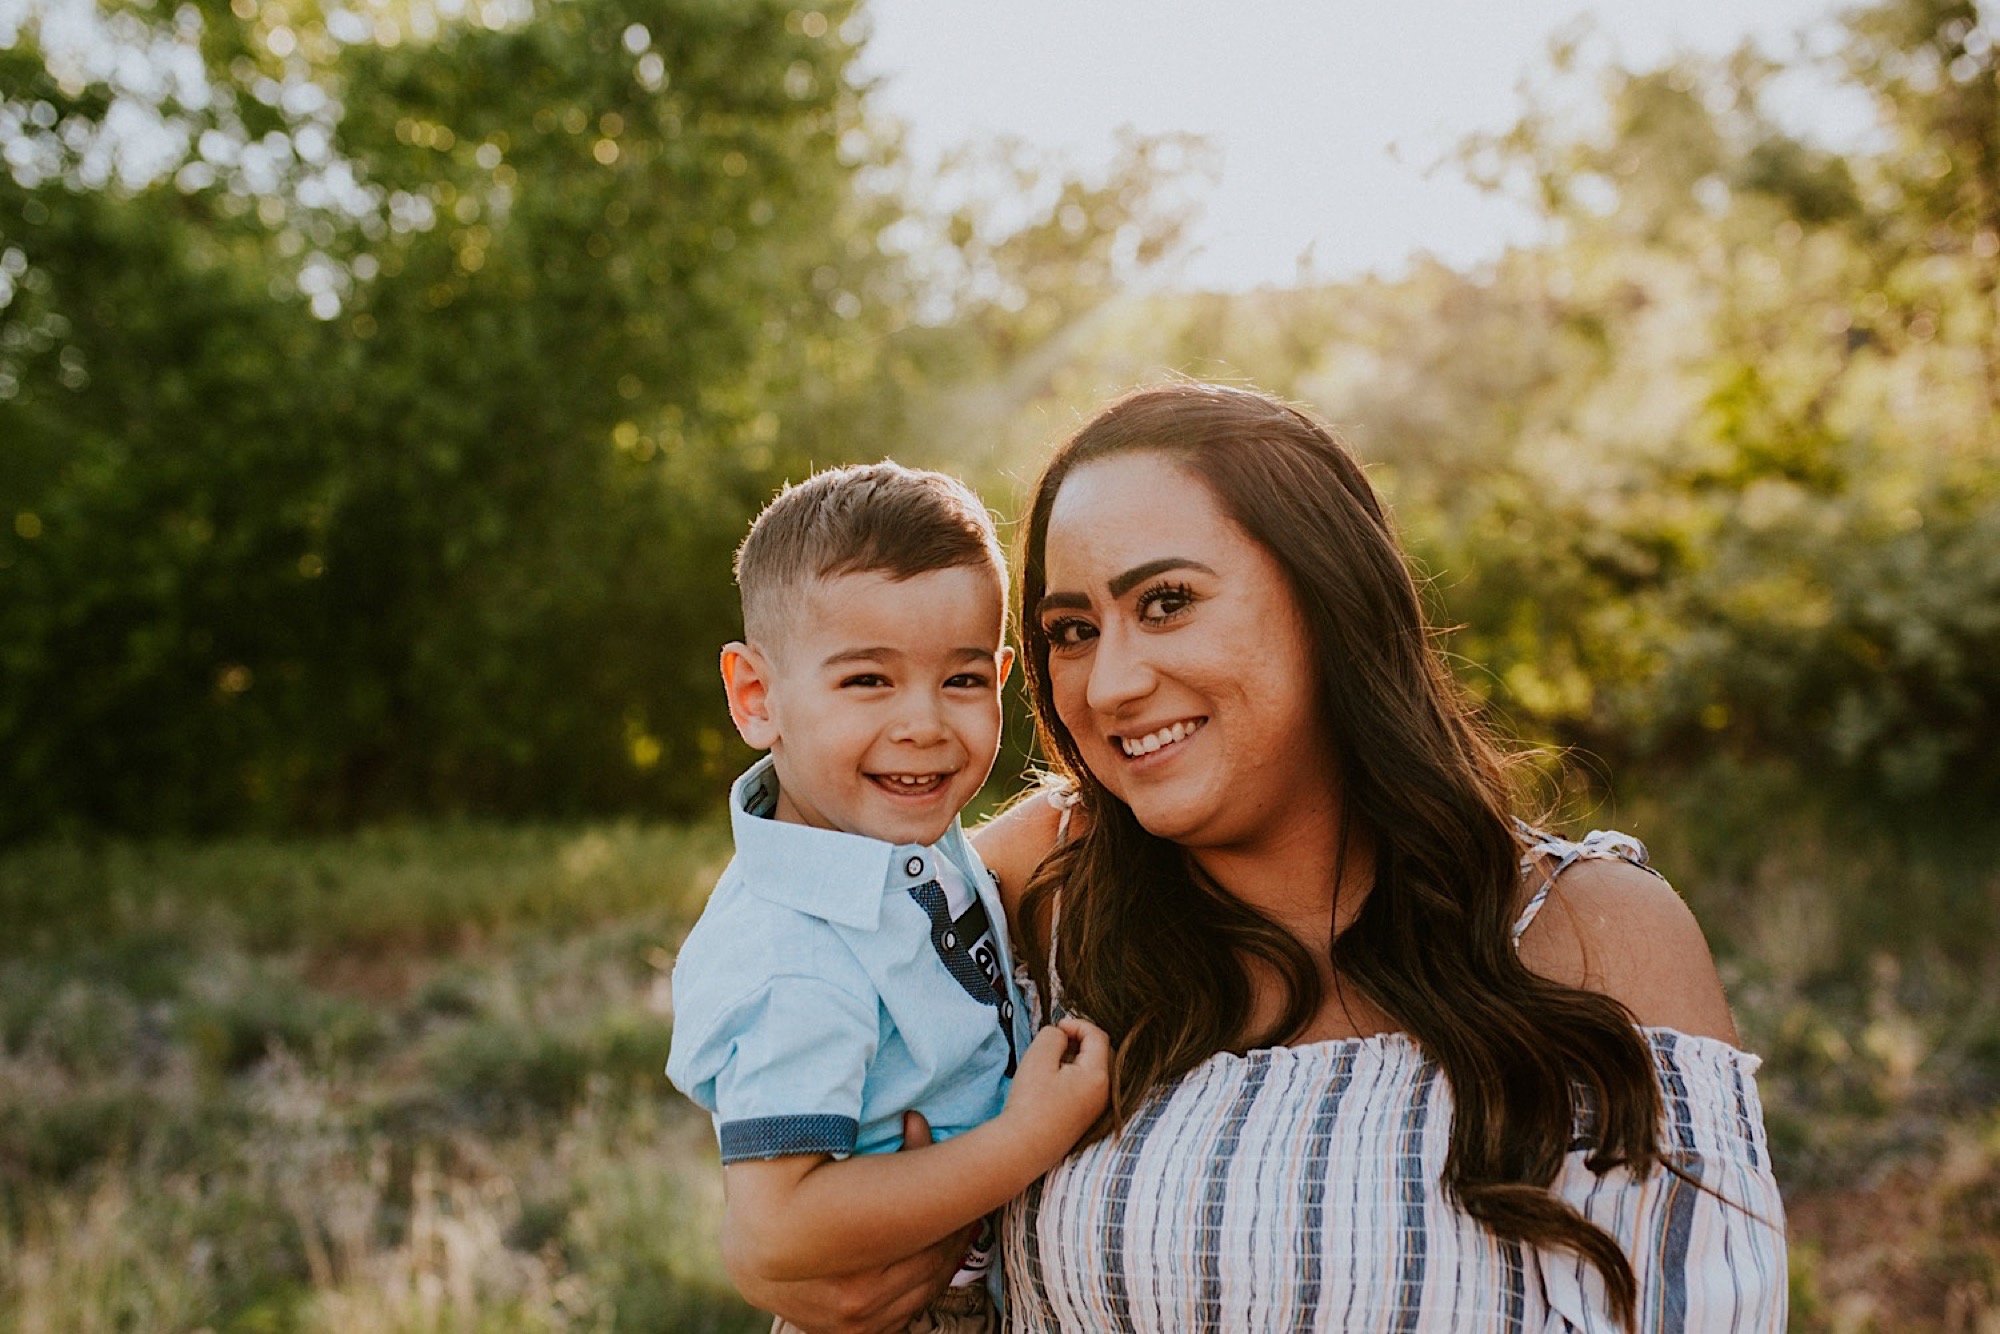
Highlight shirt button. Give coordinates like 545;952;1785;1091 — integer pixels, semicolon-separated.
905;856;924;877
1000;1001;1014;1020
942;931;957;950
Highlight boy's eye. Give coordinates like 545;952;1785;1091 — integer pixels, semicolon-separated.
1042;616;1097;650
945;671;993;690
839;673;890;688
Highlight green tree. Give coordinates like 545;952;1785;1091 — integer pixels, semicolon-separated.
882;0;2000;817
1417;0;2000;809
0;0;899;836
0;0;1214;839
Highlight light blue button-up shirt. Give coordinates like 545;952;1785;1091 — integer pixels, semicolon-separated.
667;756;1033;1163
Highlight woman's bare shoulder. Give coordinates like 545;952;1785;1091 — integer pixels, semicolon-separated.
1515;855;1740;1044
967;789;1065;918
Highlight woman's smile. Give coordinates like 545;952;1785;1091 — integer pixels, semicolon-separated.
1114;716;1208;760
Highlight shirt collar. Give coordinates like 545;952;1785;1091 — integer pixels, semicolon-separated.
727;755;973;932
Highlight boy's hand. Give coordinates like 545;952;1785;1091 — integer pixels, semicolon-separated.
994;1016;1111;1166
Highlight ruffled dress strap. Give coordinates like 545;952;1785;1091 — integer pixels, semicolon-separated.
1044;784;1080;1021
1511;824;1664;948
1010;779;1081;1026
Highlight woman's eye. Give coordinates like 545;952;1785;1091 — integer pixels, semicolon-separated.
1137;582;1197;623
946;672;992;690
839;673;889;688
1042;617;1097;650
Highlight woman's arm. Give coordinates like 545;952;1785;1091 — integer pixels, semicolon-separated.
1514;856;1739;1043
723;1114;970;1334
1519;855;1786;1327
726;1240;964;1334
968;786;1069;931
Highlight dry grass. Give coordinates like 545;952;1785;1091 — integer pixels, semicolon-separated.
0;806;1995;1330
0;821;759;1333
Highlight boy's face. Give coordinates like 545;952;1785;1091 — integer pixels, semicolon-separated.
723;564;1013;848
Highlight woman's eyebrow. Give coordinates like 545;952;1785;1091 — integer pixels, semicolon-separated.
1107;557;1215;599
1035;591;1089;616
1037;557;1218;618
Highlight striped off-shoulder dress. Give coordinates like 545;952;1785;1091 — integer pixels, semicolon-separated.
1000;830;1787;1332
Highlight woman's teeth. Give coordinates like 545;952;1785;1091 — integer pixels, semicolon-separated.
1120;719;1205;758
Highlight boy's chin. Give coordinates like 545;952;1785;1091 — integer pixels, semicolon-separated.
855;795;964;847
862;812;956;848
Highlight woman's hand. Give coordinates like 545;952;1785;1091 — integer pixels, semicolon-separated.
723;1112;970;1334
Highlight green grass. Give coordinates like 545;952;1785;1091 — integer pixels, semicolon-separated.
0;821;733;957
0;800;1995;1330
0;819;758;1333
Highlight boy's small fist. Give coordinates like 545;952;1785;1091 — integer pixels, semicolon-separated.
1049;1016;1109;1071
1004;1016;1112;1157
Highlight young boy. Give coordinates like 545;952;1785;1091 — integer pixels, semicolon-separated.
666;462;1109;1332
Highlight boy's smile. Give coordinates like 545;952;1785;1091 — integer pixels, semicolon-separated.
723;565;1013;848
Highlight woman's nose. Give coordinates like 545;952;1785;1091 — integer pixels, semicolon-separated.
1084;628;1155;715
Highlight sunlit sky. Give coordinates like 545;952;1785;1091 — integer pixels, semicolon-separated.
860;0;1861;290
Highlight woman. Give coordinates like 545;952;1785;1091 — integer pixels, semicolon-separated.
732;383;1786;1332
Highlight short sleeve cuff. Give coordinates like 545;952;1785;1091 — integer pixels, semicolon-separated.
718;1113;860;1163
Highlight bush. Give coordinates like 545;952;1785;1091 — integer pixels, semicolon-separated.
179;965;387;1077
430;1009;668;1123
0;1089;160;1185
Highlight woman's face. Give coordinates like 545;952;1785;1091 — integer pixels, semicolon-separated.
1036;450;1337;853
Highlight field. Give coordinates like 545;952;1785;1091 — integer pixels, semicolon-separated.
0;824;762;1333
1;799;1996;1332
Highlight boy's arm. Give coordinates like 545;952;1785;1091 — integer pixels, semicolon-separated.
723;1130;972;1334
721;1018;1109;1282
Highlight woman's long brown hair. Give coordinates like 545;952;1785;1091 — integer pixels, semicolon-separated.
1017;383;1663;1328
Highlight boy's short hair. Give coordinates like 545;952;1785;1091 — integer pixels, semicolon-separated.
735;462;1007;649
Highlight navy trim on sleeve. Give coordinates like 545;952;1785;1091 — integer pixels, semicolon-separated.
718;1114;860;1163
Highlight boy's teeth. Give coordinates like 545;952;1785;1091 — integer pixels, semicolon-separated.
1121;719;1203;758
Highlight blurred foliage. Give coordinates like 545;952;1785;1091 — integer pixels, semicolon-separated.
0;821;765;1329
1;0;884;834
0;0;1202;839
3;0;1998;852
0;806;1992;1328
1417;0;2000;814
940;0;2000;829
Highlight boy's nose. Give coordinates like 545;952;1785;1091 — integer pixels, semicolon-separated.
889;695;949;744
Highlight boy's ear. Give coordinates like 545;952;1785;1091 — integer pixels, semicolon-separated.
720;642;780;750
996;644;1016;687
